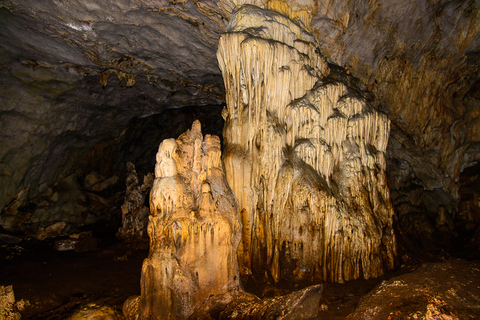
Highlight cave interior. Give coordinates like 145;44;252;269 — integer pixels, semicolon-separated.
1;0;480;319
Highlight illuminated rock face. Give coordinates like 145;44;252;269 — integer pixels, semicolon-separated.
217;5;396;283
138;120;241;319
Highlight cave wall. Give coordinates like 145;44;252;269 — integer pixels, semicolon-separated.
0;100;225;237
0;0;228;234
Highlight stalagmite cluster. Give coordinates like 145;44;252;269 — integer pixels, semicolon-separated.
217;5;396;283
117;162;152;240
134;121;241;319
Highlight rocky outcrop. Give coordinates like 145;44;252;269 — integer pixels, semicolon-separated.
218;5;396;283
135;120;241;320
67;303;122;320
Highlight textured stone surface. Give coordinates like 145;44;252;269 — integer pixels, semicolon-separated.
346;259;480;319
0;0;229;232
0;286;21;320
219;284;323;320
191;284;323;320
0;103;224;236
310;0;480;254
218;5;396;284
122;295;141;320
137;120;241;319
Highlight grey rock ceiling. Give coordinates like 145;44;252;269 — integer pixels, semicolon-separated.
0;0;479;250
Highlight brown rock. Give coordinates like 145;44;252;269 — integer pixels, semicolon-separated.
123;295;140;320
219;284;323;320
67;303;121;320
0;187;30;232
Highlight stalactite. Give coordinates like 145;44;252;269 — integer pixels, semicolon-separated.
217;4;396;284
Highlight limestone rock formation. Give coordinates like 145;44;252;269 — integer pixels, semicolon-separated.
0;187;29;232
217;5;396;283
117;162;151;240
137;120;241;319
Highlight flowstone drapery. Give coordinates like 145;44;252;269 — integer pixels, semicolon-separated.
217;5;396;283
136;121;241;319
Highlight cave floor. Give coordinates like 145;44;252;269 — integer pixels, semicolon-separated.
0;234;389;319
2;235;475;319
0;235;148;319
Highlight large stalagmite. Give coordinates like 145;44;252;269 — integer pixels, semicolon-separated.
217;5;396;283
137;120;241;319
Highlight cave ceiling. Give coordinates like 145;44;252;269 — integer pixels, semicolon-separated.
0;0;480;251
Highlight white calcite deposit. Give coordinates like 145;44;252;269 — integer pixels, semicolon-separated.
217;5;396;283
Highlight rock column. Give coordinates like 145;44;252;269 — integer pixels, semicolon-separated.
217;4;396;283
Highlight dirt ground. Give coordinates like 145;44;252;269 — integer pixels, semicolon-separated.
2;233;478;319
0;234;148;319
